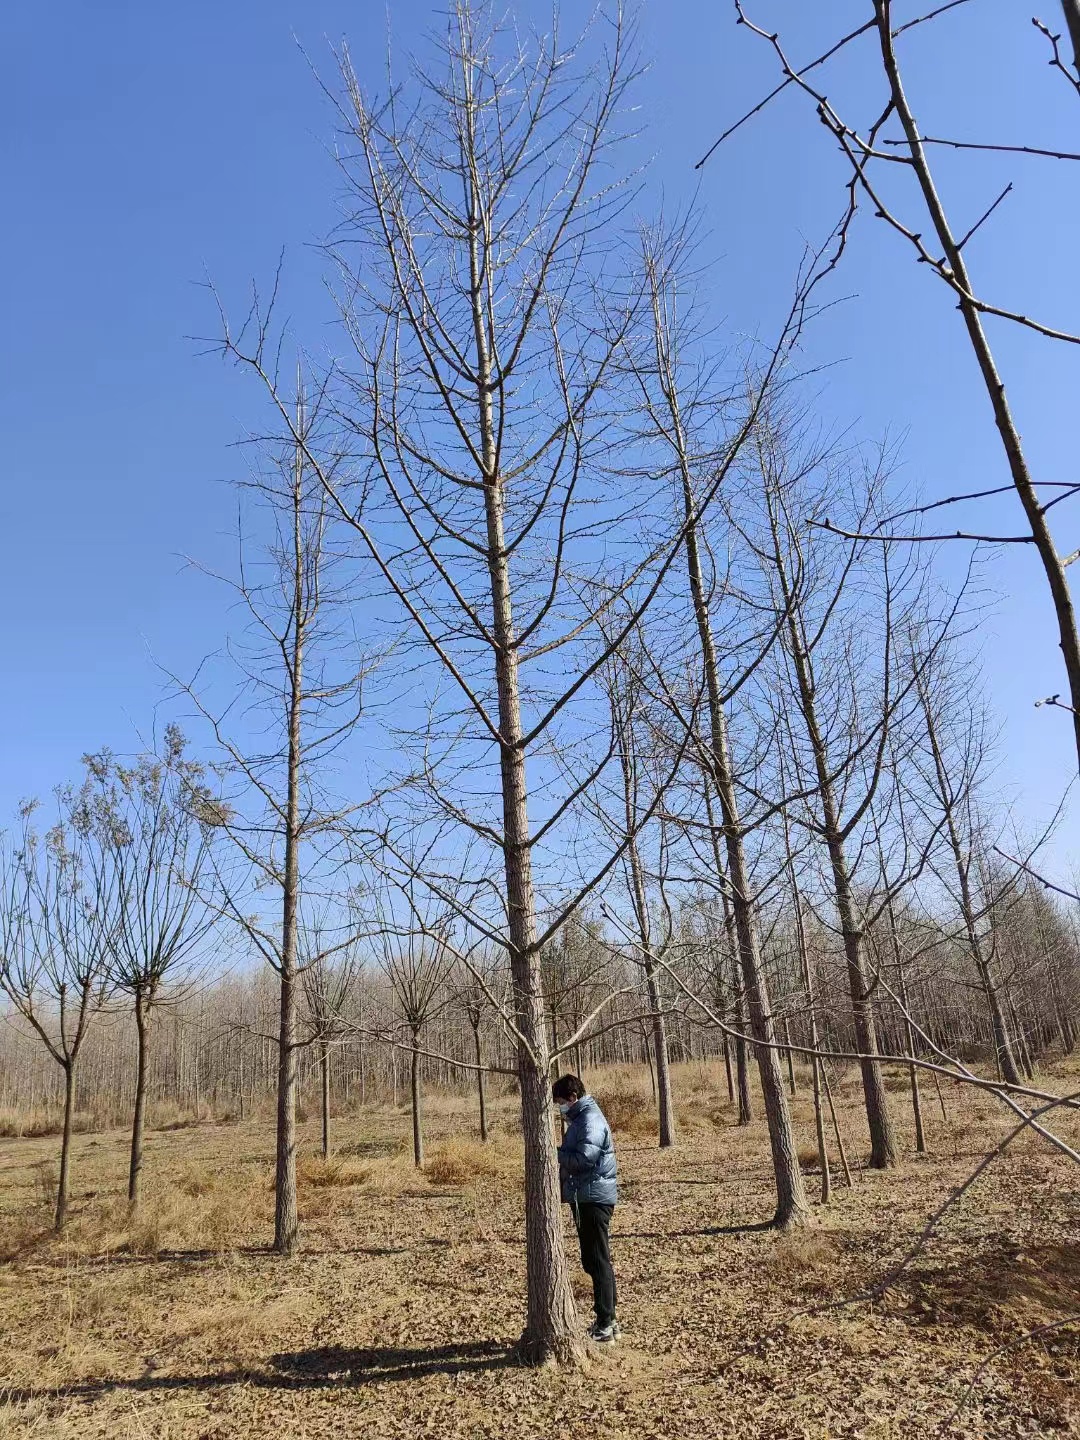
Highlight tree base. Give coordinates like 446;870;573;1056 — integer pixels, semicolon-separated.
516;1326;589;1368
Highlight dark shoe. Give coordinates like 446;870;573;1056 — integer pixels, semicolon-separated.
589;1320;618;1343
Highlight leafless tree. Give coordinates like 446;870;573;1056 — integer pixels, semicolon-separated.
82;729;219;1207
0;795;116;1228
624;245;809;1225
301;925;361;1160
905;635;1025;1085
211;0;757;1359
601;645;677;1145
371;876;455;1169
703;1;1080;769
178;380;375;1255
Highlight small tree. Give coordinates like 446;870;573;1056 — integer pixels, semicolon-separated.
84;728;218;1207
0;796;115;1228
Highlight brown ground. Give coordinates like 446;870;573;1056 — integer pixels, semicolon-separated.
1;1059;1078;1439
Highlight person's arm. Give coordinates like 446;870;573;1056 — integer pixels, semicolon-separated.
559;1116;603;1175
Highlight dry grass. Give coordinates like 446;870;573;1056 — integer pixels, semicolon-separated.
0;1057;1077;1439
423;1137;520;1186
591;1086;654;1136
298;1154;372;1189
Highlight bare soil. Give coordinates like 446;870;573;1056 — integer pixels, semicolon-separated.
1;1060;1078;1439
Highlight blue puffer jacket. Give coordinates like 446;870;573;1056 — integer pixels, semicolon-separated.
557;1095;617;1207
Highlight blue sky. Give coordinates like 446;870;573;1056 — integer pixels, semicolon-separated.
2;1;1078;872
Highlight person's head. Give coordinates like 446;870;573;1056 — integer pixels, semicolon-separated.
551;1074;586;1116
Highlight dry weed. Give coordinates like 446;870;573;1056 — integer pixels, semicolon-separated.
298;1154;371;1188
797;1144;824;1172
767;1227;840;1273
424;1137;518;1186
593;1087;654;1136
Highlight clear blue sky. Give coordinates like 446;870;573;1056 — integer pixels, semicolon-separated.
3;2;1078;870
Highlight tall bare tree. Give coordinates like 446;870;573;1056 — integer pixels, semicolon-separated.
179;381;373;1255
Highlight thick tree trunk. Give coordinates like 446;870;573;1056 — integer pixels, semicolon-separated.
128;989;151;1207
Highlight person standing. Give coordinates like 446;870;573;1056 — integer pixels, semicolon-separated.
552;1074;619;1342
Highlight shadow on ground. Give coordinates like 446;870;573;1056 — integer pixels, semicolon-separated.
2;1340;516;1406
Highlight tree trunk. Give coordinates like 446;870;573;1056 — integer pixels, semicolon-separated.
722;1035;735;1105
783;1018;798;1097
472;1020;488;1143
320;1043;331;1161
410;1031;424;1168
795;899;830;1203
717;865;752;1126
646;961;676;1148
273;442;306;1257
874;3;1080;773
56;1059;76;1230
128;988;151;1207
822;1062;854;1188
473;187;582;1361
682;495;806;1224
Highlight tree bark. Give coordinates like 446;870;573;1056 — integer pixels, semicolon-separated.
410;1030;424;1169
645;960;676;1148
273;435;306;1257
472;1019;488;1143
56;1060;76;1230
128;987;151;1207
320;1043;331;1161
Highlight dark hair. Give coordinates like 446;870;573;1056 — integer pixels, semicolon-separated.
551;1073;586;1102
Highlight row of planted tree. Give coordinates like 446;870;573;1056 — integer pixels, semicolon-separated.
3;2;1080;1365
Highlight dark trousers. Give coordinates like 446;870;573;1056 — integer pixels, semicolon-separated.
574;1202;616;1326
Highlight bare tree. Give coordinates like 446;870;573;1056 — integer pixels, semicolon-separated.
704;2;1080;769
372;878;455;1169
179;377;375;1254
0;796;116;1228
906;638;1024;1085
301;926;360;1160
627;247;809;1225
83;729;218;1207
